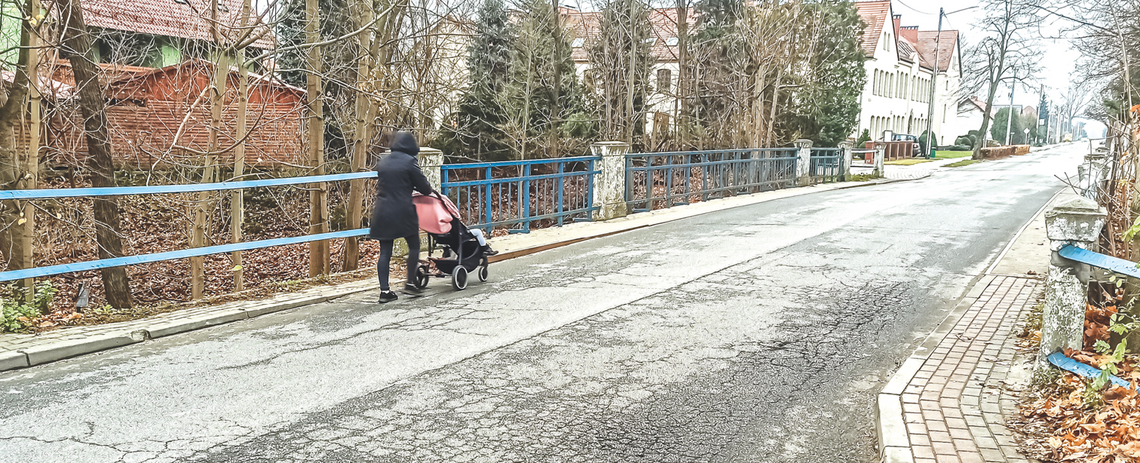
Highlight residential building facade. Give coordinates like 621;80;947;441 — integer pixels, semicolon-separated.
853;0;963;146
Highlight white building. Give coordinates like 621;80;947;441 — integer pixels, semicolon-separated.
853;1;962;145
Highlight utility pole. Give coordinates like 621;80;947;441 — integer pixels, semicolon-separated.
1005;82;1016;145
925;7;942;157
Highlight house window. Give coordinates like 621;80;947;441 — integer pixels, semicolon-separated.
666;37;678;46
572;38;585;48
657;68;671;93
644;38;657;46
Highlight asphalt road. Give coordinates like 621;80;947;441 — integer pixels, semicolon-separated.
0;145;1084;462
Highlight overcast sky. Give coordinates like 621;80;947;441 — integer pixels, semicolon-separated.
891;0;1083;107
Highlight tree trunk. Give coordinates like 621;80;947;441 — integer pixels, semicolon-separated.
231;0;251;291
306;0;330;276
344;0;375;271
59;0;133;308
22;0;41;301
974;80;1001;160
676;0;687;150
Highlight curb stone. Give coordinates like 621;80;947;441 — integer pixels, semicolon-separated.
0;172;936;373
146;309;250;339
0;350;28;370
23;330;147;366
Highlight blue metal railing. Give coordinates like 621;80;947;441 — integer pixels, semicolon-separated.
624;148;799;212
809;148;842;184
440;156;600;233
1059;244;1140;280
0;173;372;283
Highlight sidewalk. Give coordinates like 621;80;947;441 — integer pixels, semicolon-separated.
0;174;912;373
876;189;1067;463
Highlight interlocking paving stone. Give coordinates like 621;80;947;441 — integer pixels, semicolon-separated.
879;276;1041;462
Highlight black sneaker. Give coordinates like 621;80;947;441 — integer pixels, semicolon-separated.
483;246;499;256
403;284;423;294
377;290;398;303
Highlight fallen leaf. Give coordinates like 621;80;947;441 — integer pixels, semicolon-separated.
1119;441;1140;457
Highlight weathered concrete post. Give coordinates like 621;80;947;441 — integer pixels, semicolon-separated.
794;139;813;186
1078;152;1109;200
838;141;853;181
419;147;444;192
1038;196;1106;370
873;142;886;178
590;142;630;221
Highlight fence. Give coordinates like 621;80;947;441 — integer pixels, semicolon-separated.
809;148;843;184
623;148;799;213
440;156;599;233
0;142;853;284
0;172;376;283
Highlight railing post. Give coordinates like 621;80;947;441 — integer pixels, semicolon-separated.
419;147;443;192
1078;151;1109;200
873;142;886;178
589;141;630;221
1038;196;1107;370
838;141;853;181
794;139;813;186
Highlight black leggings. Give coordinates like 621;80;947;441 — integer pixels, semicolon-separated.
377;235;420;291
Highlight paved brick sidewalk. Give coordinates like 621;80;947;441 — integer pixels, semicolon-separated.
878;275;1041;463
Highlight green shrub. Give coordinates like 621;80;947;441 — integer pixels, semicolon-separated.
855;129;871;146
0;281;57;333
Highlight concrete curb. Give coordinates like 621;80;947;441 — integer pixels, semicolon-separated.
24;330;147;366
0;174;928;374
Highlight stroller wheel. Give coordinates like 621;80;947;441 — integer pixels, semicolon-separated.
451;266;468;290
478;264;488;282
415;265;430;289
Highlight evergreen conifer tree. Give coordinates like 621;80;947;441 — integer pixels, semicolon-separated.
585;0;655;143
502;0;584;158
435;0;515;161
781;1;867;146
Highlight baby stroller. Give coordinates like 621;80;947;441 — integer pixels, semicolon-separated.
410;192;490;290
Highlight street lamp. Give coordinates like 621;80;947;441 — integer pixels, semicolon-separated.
926;6;978;158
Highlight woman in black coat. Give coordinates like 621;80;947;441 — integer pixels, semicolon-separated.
370;131;433;303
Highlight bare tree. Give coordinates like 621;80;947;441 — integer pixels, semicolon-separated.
57;0;134;308
962;0;1040;159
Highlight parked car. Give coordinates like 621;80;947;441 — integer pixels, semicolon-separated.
891;133;922;157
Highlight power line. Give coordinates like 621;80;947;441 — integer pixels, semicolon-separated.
894;0;937;16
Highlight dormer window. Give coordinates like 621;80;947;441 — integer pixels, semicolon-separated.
572;38;584;48
665;37;678;46
644;38;656;46
174;0;187;4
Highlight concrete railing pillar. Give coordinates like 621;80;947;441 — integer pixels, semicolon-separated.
873;142;886;177
794;139;813;186
1038;196;1106;369
838;141;853;180
418;147;444;192
1078;152;1109;200
590;141;630;221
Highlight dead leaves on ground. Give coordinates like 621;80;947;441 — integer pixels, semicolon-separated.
1021;353;1140;462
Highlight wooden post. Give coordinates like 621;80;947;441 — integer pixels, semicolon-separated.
306;0;330;276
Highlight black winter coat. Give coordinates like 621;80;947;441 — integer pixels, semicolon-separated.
369;132;432;240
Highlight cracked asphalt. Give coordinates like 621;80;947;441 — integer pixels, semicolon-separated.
0;145;1082;462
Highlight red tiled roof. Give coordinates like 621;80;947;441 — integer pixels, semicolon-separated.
915;30;959;72
81;0;274;50
853;0;890;57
